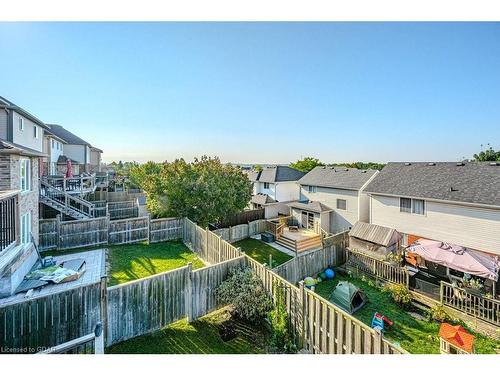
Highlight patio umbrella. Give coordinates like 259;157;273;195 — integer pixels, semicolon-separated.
66;159;73;178
407;239;500;281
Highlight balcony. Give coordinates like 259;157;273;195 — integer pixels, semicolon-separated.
0;191;18;253
42;174;97;194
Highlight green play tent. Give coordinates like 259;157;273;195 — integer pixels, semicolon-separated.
329;281;367;314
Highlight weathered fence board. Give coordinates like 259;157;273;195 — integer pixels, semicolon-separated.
217;208;265;228
106;266;189;346
149;217;183;243
39;219;58;250
273;244;340;285
0;281;103;352
190;256;246;320
212;219;266;243
108;216;149;245
58;217;108;250
108;200;139;220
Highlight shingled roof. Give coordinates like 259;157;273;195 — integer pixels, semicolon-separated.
258;166;305;183
0;96;50;129
365;162;500;207
288;201;333;213
251;194;276;205
48;124;91;146
299;166;378;190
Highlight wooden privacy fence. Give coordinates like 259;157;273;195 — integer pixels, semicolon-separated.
183;218;242;264
345;248;409;286
246;255;406;354
441;282;500;327
216;208;265;228
212;219;267;243
107;200;139;220
39;216;184;251
273;244;340;285
106;256;246;346
0;279;105;352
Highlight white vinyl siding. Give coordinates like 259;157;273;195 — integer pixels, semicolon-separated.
20;158;31;192
370;194;500;256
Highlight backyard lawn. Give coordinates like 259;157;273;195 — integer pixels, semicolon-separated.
234;238;293;267
106;308;269;354
108;241;205;286
314;273;500;354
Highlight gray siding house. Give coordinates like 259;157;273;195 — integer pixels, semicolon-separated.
364;162;500;257
292;166;379;234
0;96;48;297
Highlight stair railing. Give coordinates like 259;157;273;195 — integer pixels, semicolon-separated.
40;181;95;218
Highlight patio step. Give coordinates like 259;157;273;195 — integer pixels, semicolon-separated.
276;236;296;251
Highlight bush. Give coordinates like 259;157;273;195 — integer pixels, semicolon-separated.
428;304;449;322
216;268;273;323
268;283;297;353
383;284;412;308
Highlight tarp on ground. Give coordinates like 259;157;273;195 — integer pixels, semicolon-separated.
407;239;500;281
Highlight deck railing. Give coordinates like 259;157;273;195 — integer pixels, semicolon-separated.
441;281;500;327
42;174;96;193
345;248;410;286
0;192;17;252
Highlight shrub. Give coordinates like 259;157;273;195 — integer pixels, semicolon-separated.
428;304;449;322
383;284;412;308
268;283;297;353
216;268;273;323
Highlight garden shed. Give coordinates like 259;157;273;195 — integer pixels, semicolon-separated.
329;281;367;314
348;221;401;260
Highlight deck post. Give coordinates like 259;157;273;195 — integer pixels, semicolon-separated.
440;281;444;304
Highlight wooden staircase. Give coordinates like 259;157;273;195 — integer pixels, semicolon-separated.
40;181;95;220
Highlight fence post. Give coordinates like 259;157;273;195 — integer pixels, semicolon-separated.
99;274;108;347
106;214;110;245
94;322;105;354
440;281;444;304
56;214;61;250
299;280;307;351
186;262;193;322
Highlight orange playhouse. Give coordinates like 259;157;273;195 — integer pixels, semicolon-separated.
438;323;475;354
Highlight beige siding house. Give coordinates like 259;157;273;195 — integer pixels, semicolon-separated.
291;166;379;234
365;162;500;257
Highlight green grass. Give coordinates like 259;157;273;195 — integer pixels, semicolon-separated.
234;238;293;267
108;240;205;286
314;273;500;354
106;308;269;354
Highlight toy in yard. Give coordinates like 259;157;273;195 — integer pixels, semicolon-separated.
324;268;335;280
319;272;327;281
304;277;317;289
438;323;475;354
371;312;393;332
329;281;367;314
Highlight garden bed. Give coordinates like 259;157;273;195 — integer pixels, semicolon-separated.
106;307;269;354
234;238;293;267
314;273;500;354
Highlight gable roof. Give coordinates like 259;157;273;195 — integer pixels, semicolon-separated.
0;96;50;129
251;193;276;205
349;221;401;247
299;166;378;191
438;323;475;353
243;169;261;182
288;201;333;213
365;162;500;207
47;124;91;146
258;166;305;183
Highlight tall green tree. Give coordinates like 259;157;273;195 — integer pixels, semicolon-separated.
332;162;385;171
136;156;252;226
290;157;324;172
473;144;500;162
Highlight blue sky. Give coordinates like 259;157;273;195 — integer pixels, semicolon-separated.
1;22;499;164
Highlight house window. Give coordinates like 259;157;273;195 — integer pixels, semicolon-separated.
400;197;412;213
20;159;31;192
33;126;38;139
264;182;270;189
51;139;55;148
20;211;32;245
412;199;425;215
307;185;317;193
336;199;347;210
18;117;24;131
400;197;425;215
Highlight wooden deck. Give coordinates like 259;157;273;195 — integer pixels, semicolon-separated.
276;227;322;253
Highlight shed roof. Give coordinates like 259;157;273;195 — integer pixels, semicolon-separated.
349;221;400;247
439;323;475;353
288;201;333;213
251;194;276;205
365;162;500;207
299;166;378;190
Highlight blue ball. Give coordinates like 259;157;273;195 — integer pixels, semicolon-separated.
325;269;335;280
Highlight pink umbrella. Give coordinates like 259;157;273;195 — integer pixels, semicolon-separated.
66;159;73;178
408;239;500;281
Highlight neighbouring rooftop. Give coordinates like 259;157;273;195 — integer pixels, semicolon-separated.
299;166;378;190
365;161;500;207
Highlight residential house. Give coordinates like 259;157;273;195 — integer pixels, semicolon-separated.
0;96;48;297
47;124;103;174
364;162;500;257
291;166;379;234
42;128;67;175
247;166;305;209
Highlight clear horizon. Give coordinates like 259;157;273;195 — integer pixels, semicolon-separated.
1;22;500;164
